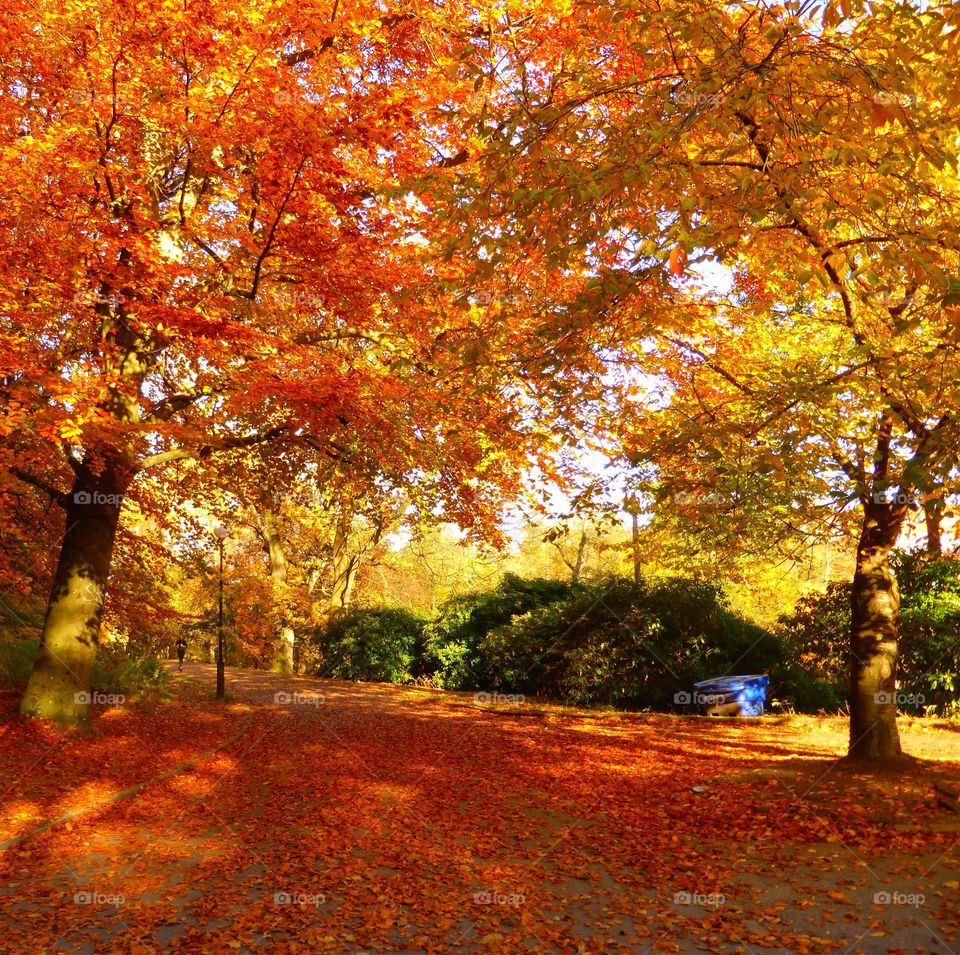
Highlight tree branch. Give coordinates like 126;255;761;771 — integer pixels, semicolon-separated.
10;467;68;507
141;425;288;469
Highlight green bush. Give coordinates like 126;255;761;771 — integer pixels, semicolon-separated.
0;638;170;701
777;550;960;716
422;574;571;689
775;582;849;709
0;637;39;691
298;564;953;716
482;576;782;709
769;666;845;714
92;645;171;701
896;550;960;715
312;607;427;683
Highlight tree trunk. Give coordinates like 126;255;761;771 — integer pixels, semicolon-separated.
575;529;587;584
20;462;129;725
848;499;906;761
631;510;641;586
261;504;295;674
329;553;359;618
924;498;942;556
326;511;361;620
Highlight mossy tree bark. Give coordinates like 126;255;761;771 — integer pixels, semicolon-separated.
20;458;132;725
848;498;907;761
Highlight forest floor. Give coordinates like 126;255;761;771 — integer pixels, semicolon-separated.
1;664;959;954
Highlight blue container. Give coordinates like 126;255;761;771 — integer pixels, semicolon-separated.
693;674;769;717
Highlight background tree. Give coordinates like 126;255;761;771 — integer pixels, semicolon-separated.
441;0;960;759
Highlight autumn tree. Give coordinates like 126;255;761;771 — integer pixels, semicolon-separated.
0;0;540;724
442;0;960;759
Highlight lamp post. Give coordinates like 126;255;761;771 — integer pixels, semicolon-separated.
213;524;229;699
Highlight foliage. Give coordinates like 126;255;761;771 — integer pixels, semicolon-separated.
0;637;40;692
438;0;960;756
776;583;850;691
91;646;172;703
482;576;783;709
895;551;960;716
305;569;959;714
778;551;960;715
422;574;571;689
1;0;553;720
0;637;170;702
311;607;428;685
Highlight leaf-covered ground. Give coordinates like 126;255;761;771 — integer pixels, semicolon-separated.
1;665;959;954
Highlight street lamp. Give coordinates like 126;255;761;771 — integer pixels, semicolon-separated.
213;524;229;699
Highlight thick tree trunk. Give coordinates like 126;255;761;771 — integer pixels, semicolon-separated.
276;626;295;673
20;462;129;725
848;500;906;761
326;512;361;620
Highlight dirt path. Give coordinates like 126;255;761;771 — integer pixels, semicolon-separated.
1;664;958;954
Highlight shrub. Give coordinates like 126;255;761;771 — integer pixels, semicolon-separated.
482;576;782;709
776;549;960;716
769;666;845;714
0;637;170;701
312;607;427;683
422;574;571;689
92;644;171;702
0;637;39;691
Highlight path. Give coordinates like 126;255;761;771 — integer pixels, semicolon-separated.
1;664;958;954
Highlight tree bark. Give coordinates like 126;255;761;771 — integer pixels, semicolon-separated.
924;498;942;556
261;504;295;674
848;499;906;761
20;460;131;724
328;550;359;618
325;508;366;619
571;529;587;585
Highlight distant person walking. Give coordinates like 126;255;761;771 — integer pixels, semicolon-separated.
176;637;187;672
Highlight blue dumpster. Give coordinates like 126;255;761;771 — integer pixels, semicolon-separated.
693;674;769;717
